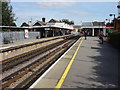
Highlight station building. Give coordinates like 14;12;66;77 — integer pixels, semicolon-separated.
81;21;113;36
72;25;81;34
1;18;74;39
31;18;74;38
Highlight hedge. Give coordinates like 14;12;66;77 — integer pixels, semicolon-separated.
108;31;120;51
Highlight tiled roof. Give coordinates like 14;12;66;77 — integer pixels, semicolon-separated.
82;22;93;27
48;19;60;23
33;21;46;26
73;25;81;28
82;22;105;27
92;22;105;26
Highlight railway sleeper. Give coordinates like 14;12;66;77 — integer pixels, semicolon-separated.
2;39;65;66
2;39;68;71
2;45;63;82
15;38;79;88
2;47;62;88
1;38;74;79
2;38;64;65
15;49;65;88
2;36;80;89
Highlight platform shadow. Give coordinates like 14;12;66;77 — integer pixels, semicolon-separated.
87;41;119;88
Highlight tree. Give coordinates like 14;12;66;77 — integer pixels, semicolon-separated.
0;1;2;25
106;20;114;27
21;22;29;27
60;19;74;25
1;0;16;26
106;22;113;27
11;22;16;26
70;21;74;25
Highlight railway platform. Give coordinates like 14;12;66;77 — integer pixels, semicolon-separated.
30;37;119;88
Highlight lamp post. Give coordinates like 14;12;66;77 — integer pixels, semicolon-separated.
28;21;32;31
109;14;116;30
106;19;110;29
105;19;111;35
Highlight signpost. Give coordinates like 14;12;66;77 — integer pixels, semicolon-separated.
24;29;29;39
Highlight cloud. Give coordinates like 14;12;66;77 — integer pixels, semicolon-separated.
36;2;76;9
57;10;92;18
69;10;92;16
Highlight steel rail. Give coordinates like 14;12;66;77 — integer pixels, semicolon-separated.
1;35;80;89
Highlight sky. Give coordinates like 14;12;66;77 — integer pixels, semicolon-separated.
10;0;118;26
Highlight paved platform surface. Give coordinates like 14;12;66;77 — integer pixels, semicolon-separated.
30;37;119;88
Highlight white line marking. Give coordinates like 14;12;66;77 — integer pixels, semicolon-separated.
29;37;82;88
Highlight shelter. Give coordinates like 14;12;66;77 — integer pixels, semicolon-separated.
81;21;113;36
1;18;74;38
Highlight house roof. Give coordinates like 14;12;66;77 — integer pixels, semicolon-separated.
48;19;60;23
92;22;105;26
82;22;105;27
82;22;93;27
73;25;81;28
33;21;46;26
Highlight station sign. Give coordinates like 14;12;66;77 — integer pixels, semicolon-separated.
24;29;29;38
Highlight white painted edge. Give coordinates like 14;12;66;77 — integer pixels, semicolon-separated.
29;37;82;88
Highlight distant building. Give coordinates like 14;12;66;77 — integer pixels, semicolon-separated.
32;18;74;38
33;21;46;26
47;19;73;30
48;19;60;23
81;21;113;36
72;25;81;34
33;18;47;26
1;18;75;38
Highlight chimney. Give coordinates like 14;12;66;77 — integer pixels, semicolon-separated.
42;17;45;22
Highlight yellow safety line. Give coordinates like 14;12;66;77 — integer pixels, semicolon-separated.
55;37;83;89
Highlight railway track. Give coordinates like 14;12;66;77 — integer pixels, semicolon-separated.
1;35;80;89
